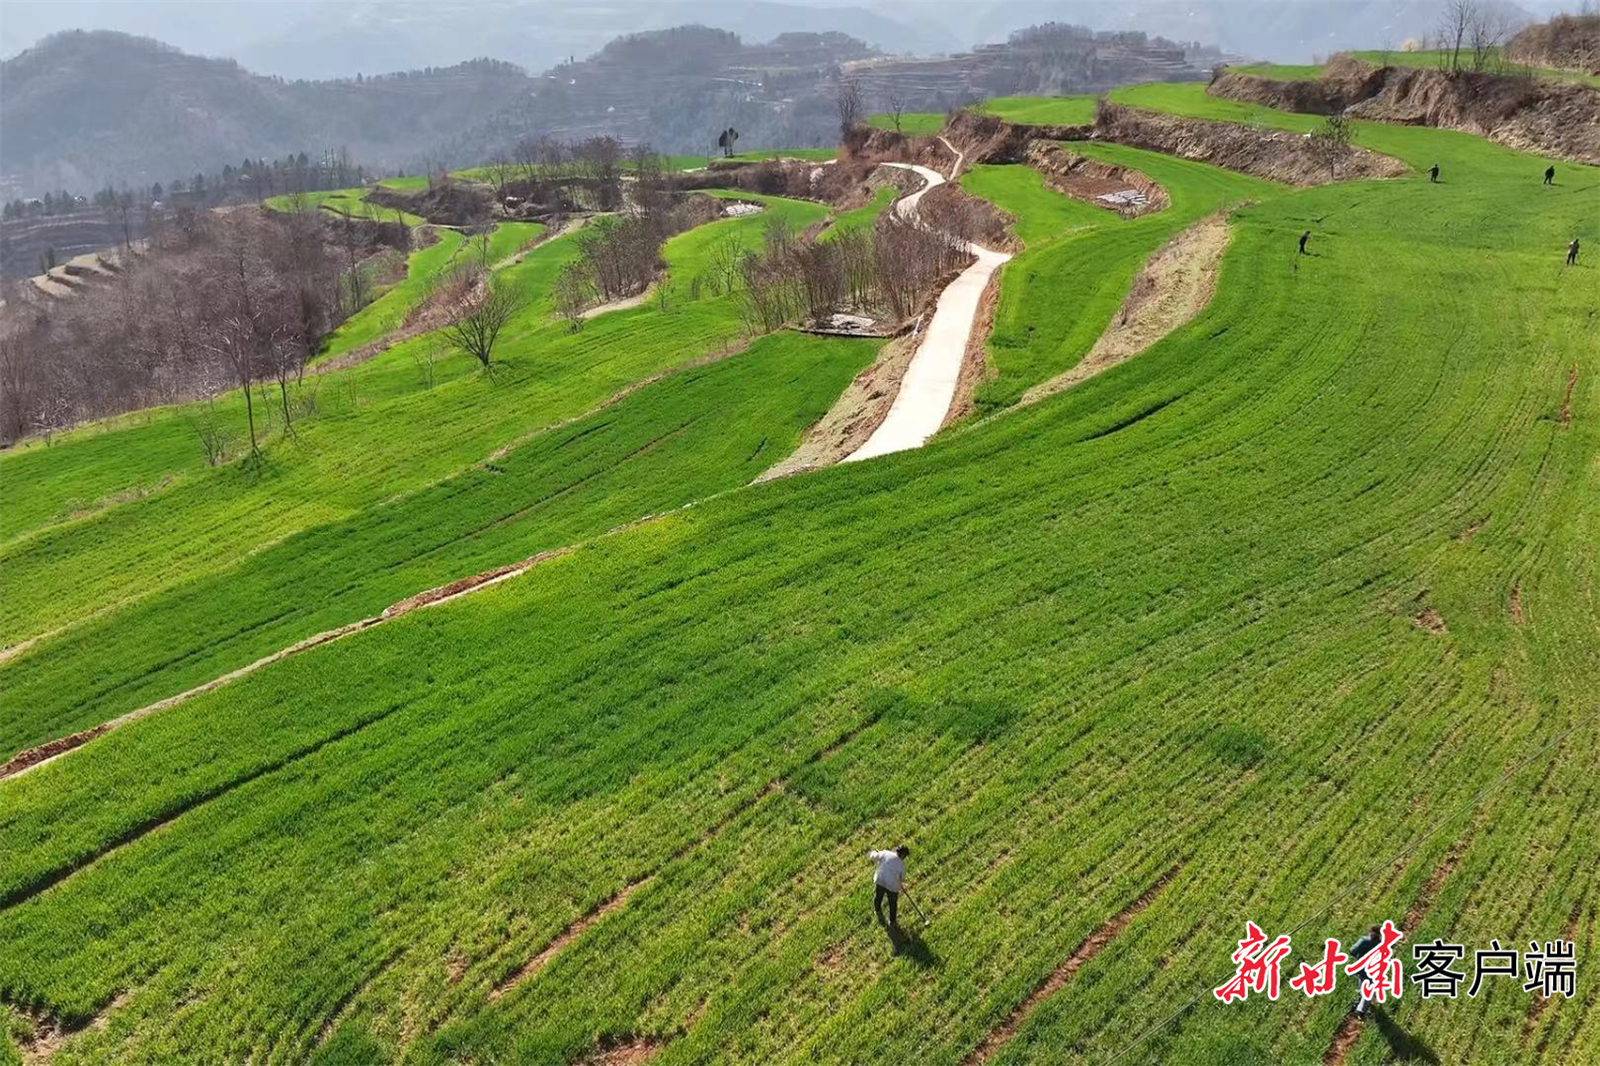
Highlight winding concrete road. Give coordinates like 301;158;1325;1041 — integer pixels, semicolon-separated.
845;142;1012;463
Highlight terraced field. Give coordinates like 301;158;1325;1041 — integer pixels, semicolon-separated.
264;187;427;226
1235;51;1600;88
2;83;1597;1066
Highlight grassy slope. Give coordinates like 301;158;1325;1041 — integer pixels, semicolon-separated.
3;102;1599;1066
958;164;1107;247
981;95;1097;126
264;187;426;227
822;186;897;241
1235;51;1600;88
313;222;545;365
0;219;547;546
973;145;1276;413
0;195;828;660
868;112;946;135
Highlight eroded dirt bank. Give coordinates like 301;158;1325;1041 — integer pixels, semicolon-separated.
1212;54;1600;165
1094;101;1407;185
1019;211;1234;408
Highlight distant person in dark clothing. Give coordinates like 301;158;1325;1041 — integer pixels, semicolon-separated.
1299;230;1310;255
1569;238;1581;266
1544;165;1556;185
1428;163;1439;182
1349;925;1382;1017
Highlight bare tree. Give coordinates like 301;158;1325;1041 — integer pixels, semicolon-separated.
440;267;523;368
888;92;906;133
554;261;591;332
1438;0;1475;72
836;76;865;138
1468;5;1511;71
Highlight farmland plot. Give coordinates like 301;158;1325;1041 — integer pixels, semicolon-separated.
1;105;1597;1066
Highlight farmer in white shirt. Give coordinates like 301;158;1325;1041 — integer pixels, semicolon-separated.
869;845;910;928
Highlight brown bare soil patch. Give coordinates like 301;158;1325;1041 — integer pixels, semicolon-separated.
1095;101;1406;185
1019;212;1231;409
756;331;919;481
1322;1014;1364;1066
942;109;1093;166
581;1036;664;1065
1560;365;1578;425
382;547;575;619
1404;836;1469;930
16;992;129;1066
1457;515;1489;542
1510;582;1526;625
963;865;1180;1065
1412;607;1448;634
1214;54;1600;166
491;880;647;1000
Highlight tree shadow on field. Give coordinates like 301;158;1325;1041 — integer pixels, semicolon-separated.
886;924;940;969
1373;1005;1440;1064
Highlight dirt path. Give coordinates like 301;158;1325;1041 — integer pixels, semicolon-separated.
582;286;654;319
0;541;589;780
1017;212;1233;409
845;142;1013;462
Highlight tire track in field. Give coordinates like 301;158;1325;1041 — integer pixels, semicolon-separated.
962;864;1182;1065
1321;829;1473;1066
1;704;406;909
482;713;875;1004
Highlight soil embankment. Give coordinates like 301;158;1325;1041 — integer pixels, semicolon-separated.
1019;212;1232;408
1094;101;1406;185
1212;54;1600;165
1025;142;1169;216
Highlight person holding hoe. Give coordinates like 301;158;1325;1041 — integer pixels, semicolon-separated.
869;845;910;928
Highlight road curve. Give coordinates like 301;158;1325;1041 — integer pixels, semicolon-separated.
845;144;1012;462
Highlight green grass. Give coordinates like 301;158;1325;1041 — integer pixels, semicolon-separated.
1236;51;1600;88
726;148;838;163
2;96;1598;1066
867;112;945;135
821;186;897;241
959;164;1107;247
968;143;1277;412
0;194;829;657
1231;62;1325;81
1349;48;1600;87
378;175;430;191
980;95;1097;126
264;187;426;227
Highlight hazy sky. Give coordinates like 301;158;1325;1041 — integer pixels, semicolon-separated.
0;0;1574;72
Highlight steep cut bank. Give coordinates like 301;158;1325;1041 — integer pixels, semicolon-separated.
1094;102;1406;185
1211;54;1600;165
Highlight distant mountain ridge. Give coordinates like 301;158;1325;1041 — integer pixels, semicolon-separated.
0;30;532;194
0;19;1220;198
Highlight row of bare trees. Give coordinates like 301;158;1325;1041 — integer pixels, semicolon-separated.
1;206;386;452
1435;0;1517;73
737;213;971;333
552;182;722;329
480;135;640;214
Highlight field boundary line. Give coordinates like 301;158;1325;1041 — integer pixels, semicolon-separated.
490;878;650;1001
963;864;1182;1065
1099;715;1586;1066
